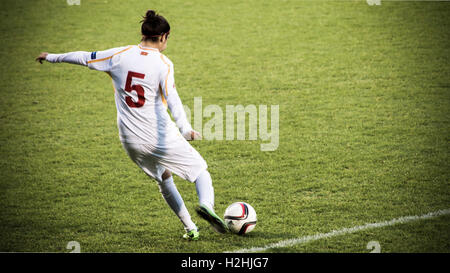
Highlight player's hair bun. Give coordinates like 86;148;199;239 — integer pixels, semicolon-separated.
141;10;170;41
144;10;156;21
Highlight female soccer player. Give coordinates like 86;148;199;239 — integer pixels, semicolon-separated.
36;10;227;240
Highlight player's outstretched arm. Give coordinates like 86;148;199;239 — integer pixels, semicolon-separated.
35;46;130;72
35;51;91;66
35;52;48;64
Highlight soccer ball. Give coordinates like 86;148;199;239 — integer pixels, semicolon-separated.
224;202;257;235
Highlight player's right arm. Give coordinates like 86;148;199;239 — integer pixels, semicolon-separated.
35;46;131;72
159;55;201;141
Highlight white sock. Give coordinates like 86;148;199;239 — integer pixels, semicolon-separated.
195;170;215;211
158;176;197;232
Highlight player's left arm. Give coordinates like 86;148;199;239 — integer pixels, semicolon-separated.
35;46;131;72
36;51;90;66
161;57;201;141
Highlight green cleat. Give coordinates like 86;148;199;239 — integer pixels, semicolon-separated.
183;229;199;241
195;204;228;234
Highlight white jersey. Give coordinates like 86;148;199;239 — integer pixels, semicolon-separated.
46;44;192;147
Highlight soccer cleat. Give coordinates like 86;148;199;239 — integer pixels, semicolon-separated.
195;204;228;234
183;229;199;241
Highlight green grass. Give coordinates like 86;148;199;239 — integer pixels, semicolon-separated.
0;0;449;252
282;214;450;253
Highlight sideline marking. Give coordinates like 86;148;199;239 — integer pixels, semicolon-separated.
226;208;450;253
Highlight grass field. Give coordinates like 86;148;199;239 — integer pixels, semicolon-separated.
0;0;449;253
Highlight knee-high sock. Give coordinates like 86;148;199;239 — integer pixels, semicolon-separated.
158;176;197;232
195;170;215;211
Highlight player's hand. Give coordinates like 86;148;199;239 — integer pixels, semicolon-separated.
183;130;202;141
35;52;49;64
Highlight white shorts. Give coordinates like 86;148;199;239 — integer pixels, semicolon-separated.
121;139;207;183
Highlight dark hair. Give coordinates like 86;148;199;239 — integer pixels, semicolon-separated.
141;10;170;42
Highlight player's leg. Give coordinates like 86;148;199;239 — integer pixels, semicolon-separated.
155;139;228;233
121;142;198;239
194;169;228;234
194;169;214;211
157;169;199;240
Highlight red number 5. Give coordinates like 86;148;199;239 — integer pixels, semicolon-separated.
125;71;146;108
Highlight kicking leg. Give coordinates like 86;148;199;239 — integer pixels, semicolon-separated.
194;169;215;211
194;170;228;234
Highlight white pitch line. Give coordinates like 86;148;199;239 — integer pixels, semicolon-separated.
226;208;450;253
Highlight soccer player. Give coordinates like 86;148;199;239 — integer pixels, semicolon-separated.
35;10;227;240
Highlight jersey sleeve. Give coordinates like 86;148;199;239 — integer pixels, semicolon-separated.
46;51;90;66
46;46;131;72
160;55;193;135
86;46;131;72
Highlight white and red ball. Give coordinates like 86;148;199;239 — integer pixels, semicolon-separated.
224;202;257;235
